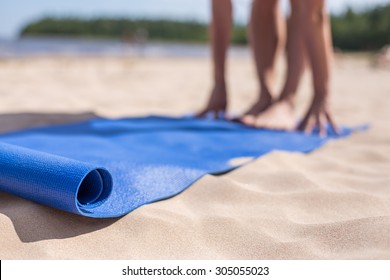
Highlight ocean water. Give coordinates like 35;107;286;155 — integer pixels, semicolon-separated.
0;37;249;58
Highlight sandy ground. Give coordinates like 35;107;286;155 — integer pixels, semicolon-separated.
0;53;389;259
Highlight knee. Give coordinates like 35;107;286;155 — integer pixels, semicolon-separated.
290;0;303;18
311;9;326;25
212;0;232;9
302;2;327;25
253;0;279;15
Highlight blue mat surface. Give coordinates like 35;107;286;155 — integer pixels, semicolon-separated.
0;116;358;218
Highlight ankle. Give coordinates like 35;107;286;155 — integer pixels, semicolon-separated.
258;89;273;104
278;93;295;108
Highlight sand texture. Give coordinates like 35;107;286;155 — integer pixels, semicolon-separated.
0;53;389;259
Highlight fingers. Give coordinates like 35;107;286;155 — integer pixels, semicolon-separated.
304;115;316;134
297;111;311;132
196;109;208;118
317;113;327;137
325;111;340;134
212;110;218;119
299;114;326;136
217;110;227;120
298;109;339;137
196;109;227;120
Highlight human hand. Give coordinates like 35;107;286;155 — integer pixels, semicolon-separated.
297;96;339;136
197;83;228;119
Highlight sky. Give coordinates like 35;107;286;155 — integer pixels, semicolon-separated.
0;0;389;39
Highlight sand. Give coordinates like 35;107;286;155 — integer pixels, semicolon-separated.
0;53;389;259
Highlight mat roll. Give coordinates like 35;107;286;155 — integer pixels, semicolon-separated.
0;142;112;215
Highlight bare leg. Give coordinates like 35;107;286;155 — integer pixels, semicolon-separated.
198;0;233;118
241;0;285;125
247;0;306;130
279;0;306;104
297;0;338;135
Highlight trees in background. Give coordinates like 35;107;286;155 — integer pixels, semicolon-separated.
331;5;390;51
20;4;390;51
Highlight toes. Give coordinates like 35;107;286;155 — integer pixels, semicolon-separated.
241;115;256;126
254;116;268;128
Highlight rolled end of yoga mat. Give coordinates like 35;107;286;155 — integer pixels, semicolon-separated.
0;142;112;216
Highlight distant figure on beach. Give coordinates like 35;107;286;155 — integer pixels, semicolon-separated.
198;0;338;136
378;45;390;68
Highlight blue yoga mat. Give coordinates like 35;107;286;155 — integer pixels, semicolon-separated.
0;116;359;218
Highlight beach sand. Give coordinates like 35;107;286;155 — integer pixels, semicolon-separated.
0;53;389;259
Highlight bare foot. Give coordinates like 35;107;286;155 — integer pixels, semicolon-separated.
197;83;227;119
242;99;296;130
239;94;273;125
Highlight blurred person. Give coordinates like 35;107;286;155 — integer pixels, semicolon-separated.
378;45;390;68
198;0;338;135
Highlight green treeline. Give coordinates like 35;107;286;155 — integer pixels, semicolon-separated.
21;18;210;43
331;5;390;51
20;4;390;51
